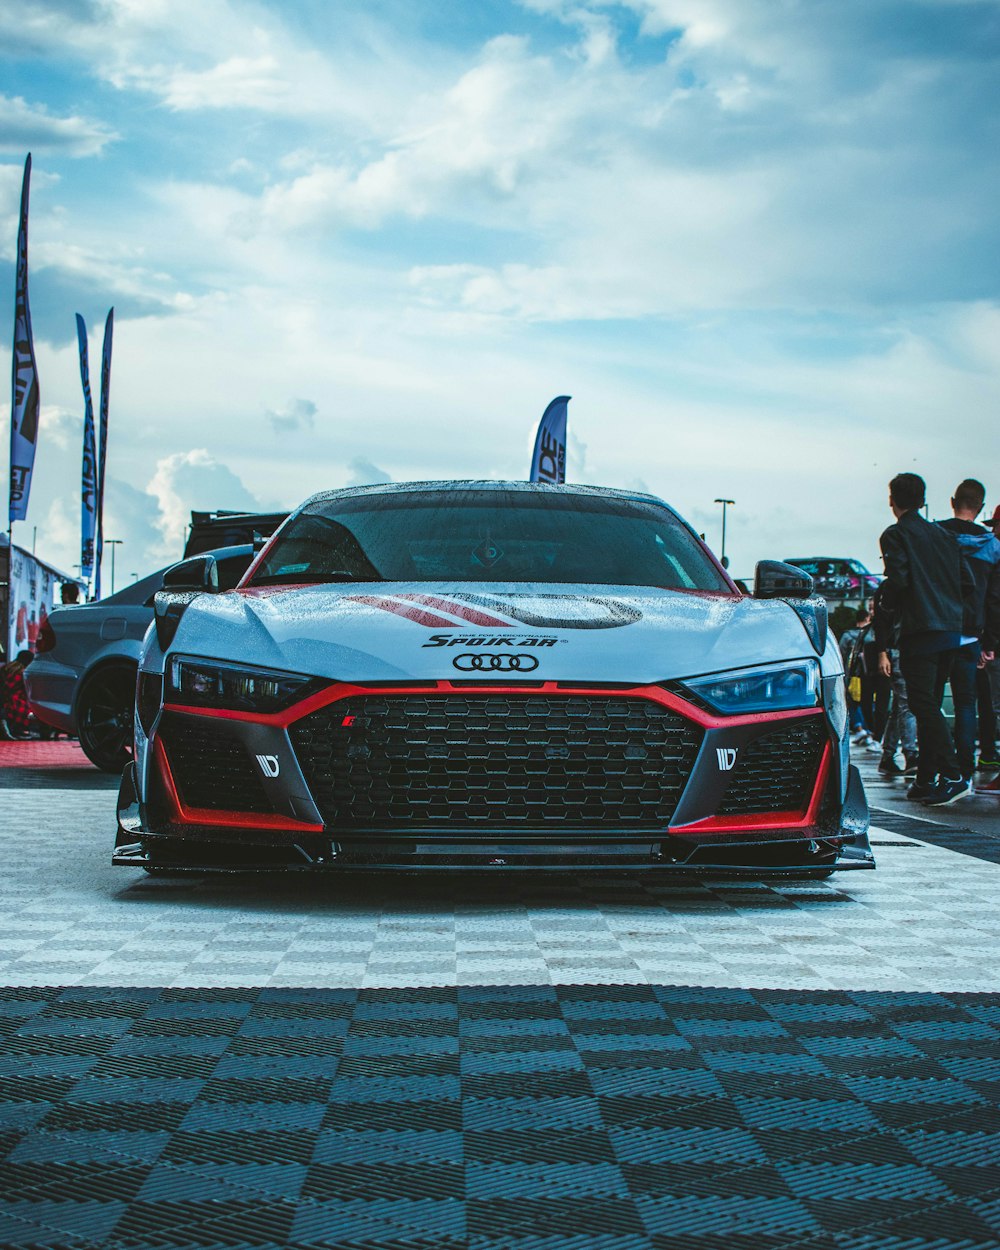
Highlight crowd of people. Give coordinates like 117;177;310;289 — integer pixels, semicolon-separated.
843;475;1000;806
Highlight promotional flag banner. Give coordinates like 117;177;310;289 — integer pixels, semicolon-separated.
9;153;39;525
76;314;97;585
94;307;113;600
529;394;569;485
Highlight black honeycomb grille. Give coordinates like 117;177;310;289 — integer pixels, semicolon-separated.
717;717;828;816
159;712;272;813
290;693;703;830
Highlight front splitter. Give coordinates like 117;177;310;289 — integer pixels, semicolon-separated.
115;761;874;875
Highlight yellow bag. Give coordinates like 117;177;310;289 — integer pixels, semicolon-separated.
847;676;862;703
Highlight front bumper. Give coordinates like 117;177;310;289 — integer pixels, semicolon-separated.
115;750;873;875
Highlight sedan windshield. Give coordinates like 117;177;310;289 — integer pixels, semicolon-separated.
248;489;731;592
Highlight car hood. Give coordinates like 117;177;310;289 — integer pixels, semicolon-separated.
166;582;818;684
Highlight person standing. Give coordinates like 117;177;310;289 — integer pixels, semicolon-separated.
978;505;1000;792
879;473;972;806
840;607;875;743
857;604;892;743
937;480;1000;787
0;650;34;739
873;581;919;775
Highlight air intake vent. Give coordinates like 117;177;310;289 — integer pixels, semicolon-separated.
158;712;272;813
290;693;703;831
717;718;827;815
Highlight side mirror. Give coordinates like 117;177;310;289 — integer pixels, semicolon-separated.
753;560;814;600
161;554;219;593
154;555;219;649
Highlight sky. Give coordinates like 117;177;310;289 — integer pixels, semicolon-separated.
1;0;998;586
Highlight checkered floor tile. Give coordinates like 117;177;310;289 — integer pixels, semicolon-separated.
3;782;1000;1246
2;789;1000;993
2;984;1000;1249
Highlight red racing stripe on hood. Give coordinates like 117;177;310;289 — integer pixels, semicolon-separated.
346;594;458;628
401;594;514;628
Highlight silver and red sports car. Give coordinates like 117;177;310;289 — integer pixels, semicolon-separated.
115;481;872;875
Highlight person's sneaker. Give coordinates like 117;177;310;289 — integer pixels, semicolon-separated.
878;754;904;775
921;777;972;807
976;773;1000;793
903;752;919;775
906;780;939;802
850;729;869;745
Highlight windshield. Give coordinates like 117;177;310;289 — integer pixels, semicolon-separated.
248;490;730;592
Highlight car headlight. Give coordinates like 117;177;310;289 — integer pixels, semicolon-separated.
167;655;316;713
682;659;821;715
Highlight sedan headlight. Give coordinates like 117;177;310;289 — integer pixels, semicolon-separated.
167;656;316;713
682;660;821;715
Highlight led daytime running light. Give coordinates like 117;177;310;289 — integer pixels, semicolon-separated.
168;656;314;713
683;660;821;715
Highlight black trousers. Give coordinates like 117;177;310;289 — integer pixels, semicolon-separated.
978;665;997;759
900;647;961;785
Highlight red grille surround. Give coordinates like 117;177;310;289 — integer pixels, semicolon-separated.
156;680;830;835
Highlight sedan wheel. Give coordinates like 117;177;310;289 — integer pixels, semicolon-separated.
77;664;136;773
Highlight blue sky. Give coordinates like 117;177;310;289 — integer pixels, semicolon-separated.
1;0;998;583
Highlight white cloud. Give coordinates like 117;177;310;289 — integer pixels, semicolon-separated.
0;94;116;157
37;496;79;576
145;449;260;554
153;55;293;112
266;397;317;434
0;0;429;129
38;405;80;452
33;240;192;312
248;33;595;233
567;431;588;479
101;477;173;577
346;457;392;487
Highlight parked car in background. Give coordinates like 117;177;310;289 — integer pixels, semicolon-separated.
26;545;254;771
783;557;881;605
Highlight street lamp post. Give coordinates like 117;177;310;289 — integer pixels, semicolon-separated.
106;539;123;596
714;499;735;569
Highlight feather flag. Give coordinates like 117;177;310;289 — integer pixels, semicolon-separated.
76;315;97;586
529;395;569;485
94;307;113;600
9;154;39;525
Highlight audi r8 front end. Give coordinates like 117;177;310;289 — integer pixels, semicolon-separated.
114;482;872;876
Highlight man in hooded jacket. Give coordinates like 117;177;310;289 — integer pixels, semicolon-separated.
937;480;1000;786
880;473;973;807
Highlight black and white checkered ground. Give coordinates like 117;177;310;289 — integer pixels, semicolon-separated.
2;779;1000;1248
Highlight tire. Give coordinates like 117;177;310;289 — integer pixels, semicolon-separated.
77;663;137;773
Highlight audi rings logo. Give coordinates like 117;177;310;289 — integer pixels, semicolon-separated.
452;652;539;673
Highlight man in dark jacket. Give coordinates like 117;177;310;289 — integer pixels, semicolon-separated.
879;473;972;806
937;479;1000;784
